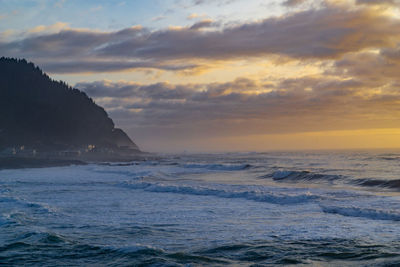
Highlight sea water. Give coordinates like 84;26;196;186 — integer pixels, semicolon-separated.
1;151;400;266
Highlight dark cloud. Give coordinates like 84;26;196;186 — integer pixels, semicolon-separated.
1;4;399;73
330;48;400;84
38;60;199;73
189;19;215;30
283;0;307;7
381;46;400;63
76;80;194;99
189;0;237;6
98;7;400;60
356;0;397;6
75;75;400;140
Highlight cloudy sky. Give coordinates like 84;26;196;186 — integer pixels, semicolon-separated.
2;0;400;152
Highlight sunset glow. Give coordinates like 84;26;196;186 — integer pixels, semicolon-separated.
2;0;400;152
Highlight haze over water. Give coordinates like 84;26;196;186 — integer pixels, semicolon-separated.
2;150;400;265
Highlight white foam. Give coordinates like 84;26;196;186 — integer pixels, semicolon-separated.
121;181;318;205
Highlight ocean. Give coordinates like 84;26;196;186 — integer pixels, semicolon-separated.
1;151;400;266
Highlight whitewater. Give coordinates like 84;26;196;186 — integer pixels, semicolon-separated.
1;150;400;266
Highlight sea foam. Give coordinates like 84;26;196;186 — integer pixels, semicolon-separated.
121;181;318;205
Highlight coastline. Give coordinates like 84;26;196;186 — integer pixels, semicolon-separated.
0;153;156;170
0;157;87;170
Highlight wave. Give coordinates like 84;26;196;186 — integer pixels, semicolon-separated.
355;179;400;190
198;239;400;264
100;161;164;167
92;162;252;180
0;240;167;266
379;156;400;161
0;196;20;203
99;162;140;166
121;182;318;205
321;205;400;221
377;154;400;161
0;196;57;215
262;170;342;183
93;169;152;179
264;170;400;192
0;234;226;266
3;236;399;266
181;163;252;171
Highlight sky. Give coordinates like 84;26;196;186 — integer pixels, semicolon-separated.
1;0;400;152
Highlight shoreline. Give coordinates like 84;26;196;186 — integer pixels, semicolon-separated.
0;153;157;170
0;157;87;170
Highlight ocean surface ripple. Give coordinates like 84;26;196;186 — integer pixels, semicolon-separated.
1;151;400;266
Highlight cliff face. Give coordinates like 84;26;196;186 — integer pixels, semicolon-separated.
0;57;139;152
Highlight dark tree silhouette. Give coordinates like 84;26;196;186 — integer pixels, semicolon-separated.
0;57;139;151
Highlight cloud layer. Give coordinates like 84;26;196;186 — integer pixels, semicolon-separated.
75;66;400;140
1;2;399;73
3;0;400;151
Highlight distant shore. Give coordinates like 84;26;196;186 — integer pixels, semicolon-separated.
0;153;156;170
0;157;86;170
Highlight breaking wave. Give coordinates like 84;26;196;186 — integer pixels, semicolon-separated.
262;170;342;183
355;179;400;190
121;182;318;205
263;170;400;193
321;205;400;221
181;163;252;171
0;196;56;214
377;155;400;161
